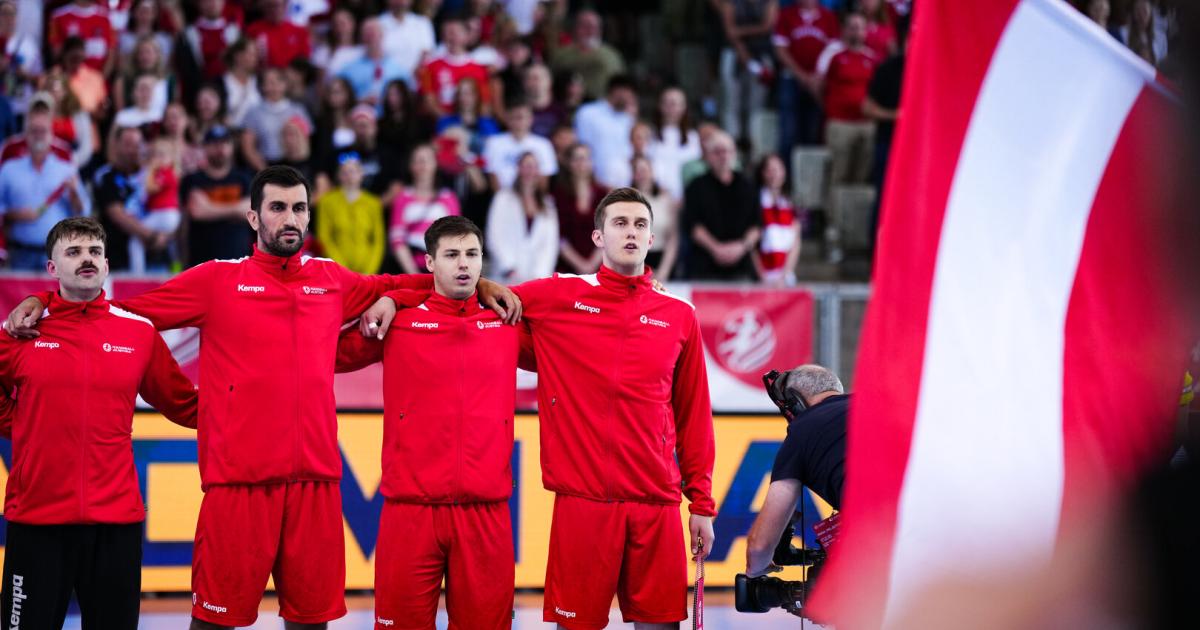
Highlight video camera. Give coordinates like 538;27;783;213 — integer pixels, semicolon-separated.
734;515;828;617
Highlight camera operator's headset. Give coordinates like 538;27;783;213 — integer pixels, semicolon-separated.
763;370;808;421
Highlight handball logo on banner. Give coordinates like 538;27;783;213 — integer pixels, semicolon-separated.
715;307;776;373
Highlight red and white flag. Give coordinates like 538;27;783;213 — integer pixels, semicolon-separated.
811;0;1197;627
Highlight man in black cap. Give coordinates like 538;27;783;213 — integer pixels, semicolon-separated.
181;125;254;267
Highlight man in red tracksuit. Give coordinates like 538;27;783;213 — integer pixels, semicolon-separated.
359;188;716;629
0;217;198;629
4;167;520;629
337;216;533;630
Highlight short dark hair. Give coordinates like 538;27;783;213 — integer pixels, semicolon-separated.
250;165;310;212
606;74;636;94
424;216;483;256
45;217;106;259
594;187;654;230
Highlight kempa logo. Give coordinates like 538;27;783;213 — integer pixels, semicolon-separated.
477;320;502;329
302;286;328;295
411;321;439;329
102;342;135;354
555;606;576;619
376;618;395;626
10;574;25;628
639;314;670;328
573;301;600;314
202;601;227;614
33;340;59;349
237;284;265;293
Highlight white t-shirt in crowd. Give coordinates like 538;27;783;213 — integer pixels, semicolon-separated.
483;132;558;189
574;99;634;189
378;11;436;76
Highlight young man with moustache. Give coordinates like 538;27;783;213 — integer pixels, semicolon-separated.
361;188;716;630
337;215;533;630
4;166;521;630
0;217;198;629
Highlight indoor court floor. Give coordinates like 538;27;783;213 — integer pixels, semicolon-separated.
62;592;817;629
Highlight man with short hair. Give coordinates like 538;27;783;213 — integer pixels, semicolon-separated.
337;215;532;630
0;97;88;270
551;9;626;101
815;12;879;186
338;17;411;105
244;0;311;69
0;216;198;629
363;187;716;630
417;15;490;115
772;0;840;153
240;67;312;171
574;75;637;188
483;100;558;190
95;125;165;272
47;0;114;74
682;131;762;280
182;125;254;267
378;0;436;79
745;364;847;577
6;166;519;630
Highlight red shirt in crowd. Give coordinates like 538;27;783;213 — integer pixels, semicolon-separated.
0;291;198;525
0;135;74;165
419;53;491;113
185;16;242;79
865;19;898;59
146;166;180;212
772;4;840;74
48;2;115;72
244;19;311;69
818;45;879;122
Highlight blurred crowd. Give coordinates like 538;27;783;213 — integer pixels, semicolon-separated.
0;0;1180;283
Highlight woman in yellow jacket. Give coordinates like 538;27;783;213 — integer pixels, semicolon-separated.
315;151;386;274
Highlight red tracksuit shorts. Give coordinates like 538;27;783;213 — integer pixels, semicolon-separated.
543;494;687;629
374;500;515;630
191;481;347;626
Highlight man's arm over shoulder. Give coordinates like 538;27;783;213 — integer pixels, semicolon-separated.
116;262;216;330
139;332;199;429
0;335;21;438
334;325;385;373
672;312;717;516
512;276;560;322
332;261;433;319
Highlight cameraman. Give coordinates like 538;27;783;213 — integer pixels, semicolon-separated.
746;364;847;578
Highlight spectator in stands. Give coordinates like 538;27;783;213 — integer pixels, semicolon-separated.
552;69;587;121
1085;0;1121;40
419;14;491;117
390;144;461;274
491;36;533;113
221;38;261;127
715;0;778;150
118;0;173;69
320;104;405;205
773;0;839;156
864;25;905;248
240;67;312;172
186;83;227;149
114;74;165;137
378;79;436;154
525;63;566;138
316;151;386;274
680;121;723;189
113;35;172;118
483;100;558;190
339;17;411;105
549;123;578;169
551;9;625;101
683;130;761;281
486;151;559;283
753;153;801;286
861;0;897;59
0;0;43;118
552;142;605;274
435;76;500;158
648;86;702;203
632;154;680;280
245;0;312;69
817;12;878;187
57;36;108;117
378;0;436;79
179;0;241;86
1122;0;1160;65
313;76;357;172
181;125;253;267
43;70;96;169
0;96;13;144
0;97;89;270
48;0;115;75
160;102;204;175
313;7;362;79
285;58;321;116
94;125;149;272
574;74;637;188
130;138;183;273
275;116;316;186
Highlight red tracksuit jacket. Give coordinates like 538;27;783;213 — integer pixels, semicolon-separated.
34;246;431;488
0;291;198;524
336;290;533;504
515;265;717;516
